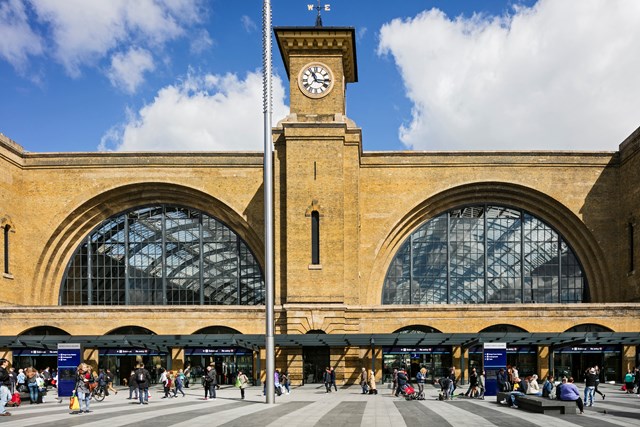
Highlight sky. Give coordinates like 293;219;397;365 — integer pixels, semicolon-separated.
1;0;640;153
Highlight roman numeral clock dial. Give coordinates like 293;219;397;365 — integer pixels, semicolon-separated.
298;63;334;98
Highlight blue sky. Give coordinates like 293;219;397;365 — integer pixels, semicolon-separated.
1;0;640;153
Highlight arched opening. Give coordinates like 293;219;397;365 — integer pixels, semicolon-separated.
19;326;71;336
555;324;618;382
480;324;529;333
564;324;614;333
105;326;156;335
192;326;241;335
394;325;442;334
60;205;264;306
303;330;329;385
382;204;588;305
101;325;158;384
187;326;249;385
13;326;71;371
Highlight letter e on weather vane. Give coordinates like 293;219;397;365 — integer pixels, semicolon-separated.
308;1;330;26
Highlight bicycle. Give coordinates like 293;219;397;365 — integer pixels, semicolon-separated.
90;384;106;402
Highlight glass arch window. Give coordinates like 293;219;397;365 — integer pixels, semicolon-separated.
60;205;264;306
382;205;587;305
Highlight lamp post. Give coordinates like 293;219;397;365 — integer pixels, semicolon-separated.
262;0;275;404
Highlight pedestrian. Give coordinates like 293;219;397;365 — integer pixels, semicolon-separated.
183;364;191;388
74;363;92;414
205;365;217;399
624;369;635;393
416;367;427;398
105;369;117;395
127;370;138;400
592;366;605;400
584;368;597;406
237;370;249;399
135;363;150;405
160;369;172;398
368;369;378;395
281;371;290;394
391;368;398;396
330;367;337;392
359;367;368;394
323;367;332;393
464;368;477;397
0;359;12;417
395;368;408;397
173;369;186;397
25;367;39;404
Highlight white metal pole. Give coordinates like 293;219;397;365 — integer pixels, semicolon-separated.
262;0;275;404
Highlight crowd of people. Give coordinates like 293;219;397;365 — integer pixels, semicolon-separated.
495;364;640;413
3;358;640;418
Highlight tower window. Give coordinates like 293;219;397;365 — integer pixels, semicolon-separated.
630;222;635;273
3;225;9;275
311;211;320;265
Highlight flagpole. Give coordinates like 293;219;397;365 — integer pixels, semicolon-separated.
262;0;275;404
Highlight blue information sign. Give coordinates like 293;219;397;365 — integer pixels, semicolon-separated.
483;343;507;397
57;343;82;398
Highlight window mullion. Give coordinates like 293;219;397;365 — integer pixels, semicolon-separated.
125;216;130;305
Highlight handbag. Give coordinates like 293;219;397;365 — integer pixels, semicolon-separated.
69;392;80;411
235;377;242;388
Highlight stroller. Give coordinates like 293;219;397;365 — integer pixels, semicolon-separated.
400;383;419;400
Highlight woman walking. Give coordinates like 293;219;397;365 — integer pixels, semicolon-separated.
237;370;249;399
74;363;92;414
368;369;377;395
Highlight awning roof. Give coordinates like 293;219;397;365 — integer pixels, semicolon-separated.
2;332;639;353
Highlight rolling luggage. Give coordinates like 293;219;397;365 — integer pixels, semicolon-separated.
8;392;21;407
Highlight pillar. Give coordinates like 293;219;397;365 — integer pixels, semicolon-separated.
537;345;550;379
452;345;462;384
286;347;303;386
170;347;184;371
622;345;636;377
83;348;99;371
0;349;12;367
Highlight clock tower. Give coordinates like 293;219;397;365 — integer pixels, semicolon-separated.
274;27;358;118
272;26;362;314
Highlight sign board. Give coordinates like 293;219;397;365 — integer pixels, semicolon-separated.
483;342;507;396
57;343;82;398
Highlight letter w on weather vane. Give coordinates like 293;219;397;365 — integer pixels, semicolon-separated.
308;1;330;26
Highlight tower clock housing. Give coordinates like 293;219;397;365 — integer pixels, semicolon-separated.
274;27;358;118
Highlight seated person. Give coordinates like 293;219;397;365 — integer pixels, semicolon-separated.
559;377;584;414
542;375;555;399
526;374;542;396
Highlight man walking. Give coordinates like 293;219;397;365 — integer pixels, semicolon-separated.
135;364;150;405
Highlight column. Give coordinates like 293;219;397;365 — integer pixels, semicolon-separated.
170;347;184;371
537;345;550;379
452;345;463;384
83;348;99;371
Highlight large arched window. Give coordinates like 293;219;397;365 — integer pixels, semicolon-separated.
382;205;587;305
60;205;264;306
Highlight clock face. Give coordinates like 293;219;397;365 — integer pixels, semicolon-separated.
298;63;334;98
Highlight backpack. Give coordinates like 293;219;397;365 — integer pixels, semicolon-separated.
137;370;146;383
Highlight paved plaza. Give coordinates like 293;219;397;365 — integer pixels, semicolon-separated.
1;383;639;426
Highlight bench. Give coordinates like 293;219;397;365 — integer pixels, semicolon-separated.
515;395;576;415
495;392;576;415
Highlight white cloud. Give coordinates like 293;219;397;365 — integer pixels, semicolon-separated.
99;71;289;151
26;0;200;80
0;0;43;71
241;15;257;33
378;0;640;150
107;47;155;93
190;29;214;54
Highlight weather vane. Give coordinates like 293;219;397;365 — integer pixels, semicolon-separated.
308;1;330;27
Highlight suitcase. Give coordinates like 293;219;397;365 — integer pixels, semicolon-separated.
9;392;21;407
